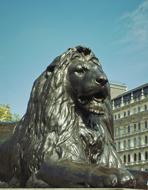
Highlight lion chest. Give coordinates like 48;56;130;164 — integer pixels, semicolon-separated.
79;117;105;163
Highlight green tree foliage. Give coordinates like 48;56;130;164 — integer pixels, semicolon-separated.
0;104;12;122
0;104;20;122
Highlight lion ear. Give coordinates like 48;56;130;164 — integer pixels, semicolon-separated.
46;56;60;73
45;64;55;78
46;63;56;72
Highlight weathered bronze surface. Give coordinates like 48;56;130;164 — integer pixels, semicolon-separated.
0;46;147;188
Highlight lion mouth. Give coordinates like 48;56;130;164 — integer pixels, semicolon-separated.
78;92;105;104
78;92;105;115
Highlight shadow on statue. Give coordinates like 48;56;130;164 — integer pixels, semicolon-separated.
0;46;147;188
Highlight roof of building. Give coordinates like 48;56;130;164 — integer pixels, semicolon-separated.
110;81;127;87
112;83;148;100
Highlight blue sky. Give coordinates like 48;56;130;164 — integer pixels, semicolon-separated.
0;0;148;116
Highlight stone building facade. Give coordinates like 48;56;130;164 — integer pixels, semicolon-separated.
110;82;127;99
112;83;148;171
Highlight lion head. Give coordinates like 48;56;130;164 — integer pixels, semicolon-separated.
67;48;109;114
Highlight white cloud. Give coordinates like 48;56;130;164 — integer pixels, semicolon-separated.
119;0;148;50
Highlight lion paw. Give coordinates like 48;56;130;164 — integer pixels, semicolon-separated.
118;169;136;188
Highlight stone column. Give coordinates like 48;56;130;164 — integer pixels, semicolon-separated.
141;88;144;100
121;96;124;107
131;92;134;103
112;100;115;110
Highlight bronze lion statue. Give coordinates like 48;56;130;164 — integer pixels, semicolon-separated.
0;46;146;188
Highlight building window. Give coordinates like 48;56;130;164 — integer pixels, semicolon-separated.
134;153;137;162
128;154;130;162
144;87;148;97
124;140;126;149
128;110;130;116
123;94;131;104
134;123;137;131
145;136;148;144
138;122;141;131
128;125;130;133
139;153;141;161
128;139;131;148
118;141;121;150
145;121;147;129
123;155;126;163
133;89;141;100
144;104;147;111
138;136;141;146
145;152;148;160
134;137;137;147
138;106;141;112
114;115;117;120
124;127;126;135
114;98;121;108
118;113;120;119
124;112;126;117
118;127;121;136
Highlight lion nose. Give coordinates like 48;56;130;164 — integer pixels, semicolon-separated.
96;75;108;86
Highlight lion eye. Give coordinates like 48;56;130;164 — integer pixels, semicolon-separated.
75;67;88;74
75;68;84;73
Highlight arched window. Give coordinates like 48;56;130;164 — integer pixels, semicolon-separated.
138;122;141;131
128;139;131;148
145;136;148;144
124;112;126;117
128;154;130;162
145;152;148;160
134;153;137;162
139;152;141;161
123;155;126;163
128;110;130;116
128;125;130;133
